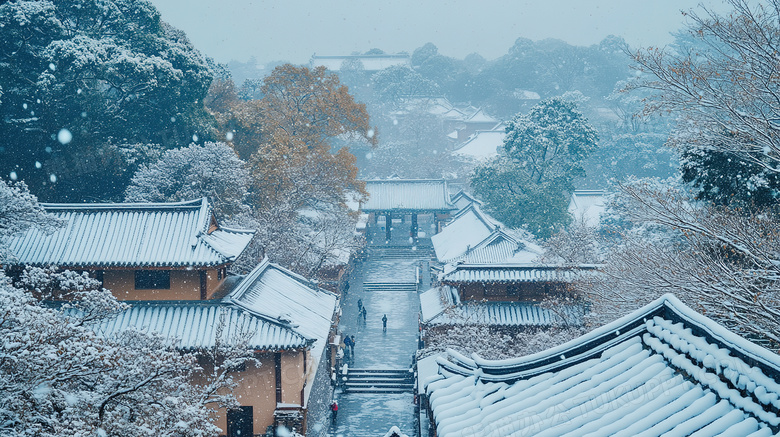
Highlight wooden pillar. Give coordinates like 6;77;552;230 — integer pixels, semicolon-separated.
386;212;393;241
411;213;418;241
199;270;207;300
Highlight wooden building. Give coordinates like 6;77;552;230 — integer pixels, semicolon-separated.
5;198;255;300
5;198;338;436
361;179;457;240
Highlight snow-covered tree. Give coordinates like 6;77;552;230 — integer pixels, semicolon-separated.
371;65;440;107
125;142;248;218
583;178;780;344
630;0;780;201
0;268;251;437
471;98;599;238
540;216;603;265
0;0;215;201
421;324;584;361
0;179;62;263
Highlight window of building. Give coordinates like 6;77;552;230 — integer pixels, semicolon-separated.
134;270;171;289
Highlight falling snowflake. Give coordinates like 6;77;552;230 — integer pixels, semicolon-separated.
57;129;72;145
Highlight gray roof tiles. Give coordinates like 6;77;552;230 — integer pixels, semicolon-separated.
424;294;780;436
361;179;455;212
89;301;309;351
5;198;254;268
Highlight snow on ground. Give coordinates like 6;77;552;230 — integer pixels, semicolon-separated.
332;248;423;436
330;393;416;437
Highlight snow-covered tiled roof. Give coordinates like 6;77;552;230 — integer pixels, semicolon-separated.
425;294;780;436
441;107;468;120
447;228;543;265
568;189;606;227
362;179;456;212
92;301;309;351
431;204;501;263
452;130;506;160
226;258;337;407
419;286;460;323
465;108;498;124
449;190;482;211
441;264;591;284
5;198;254;268
419;286;581;326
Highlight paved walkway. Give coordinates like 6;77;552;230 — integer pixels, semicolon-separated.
329;225;432;436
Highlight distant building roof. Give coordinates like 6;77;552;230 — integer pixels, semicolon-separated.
568;190;606;227
452;130;506;160
465;108;498;124
91;300;309;351
425;294;780;436
449;190;482;211
447;228;543;265
309;53;411;72
361;179;456;212
5;198;254;268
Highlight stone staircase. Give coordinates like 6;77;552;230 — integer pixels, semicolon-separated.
342;368;415;394
362;282;418;293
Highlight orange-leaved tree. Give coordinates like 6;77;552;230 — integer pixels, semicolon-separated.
205;65;375;276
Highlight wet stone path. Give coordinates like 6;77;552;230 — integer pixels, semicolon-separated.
329;243;430;437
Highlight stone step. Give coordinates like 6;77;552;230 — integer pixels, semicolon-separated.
343;386;414;394
367;247;431;260
345;377;414;384
344;382;415;390
362;282;417;292
348;369;412;376
346;370;412;380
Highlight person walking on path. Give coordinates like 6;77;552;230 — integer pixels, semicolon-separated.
350;335;356;357
343;334;353;356
357;298;363;312
330;400;338;423
362;306;367;323
382;314;387;332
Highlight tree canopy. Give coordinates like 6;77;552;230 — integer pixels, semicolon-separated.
0;0;215;202
630;0;780;202
125;142;249;218
471;98;598;238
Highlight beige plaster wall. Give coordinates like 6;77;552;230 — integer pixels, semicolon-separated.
104;269;201;300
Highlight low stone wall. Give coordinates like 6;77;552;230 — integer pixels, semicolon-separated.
305;347;334;437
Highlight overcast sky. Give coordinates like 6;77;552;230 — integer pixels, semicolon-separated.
149;0;725;65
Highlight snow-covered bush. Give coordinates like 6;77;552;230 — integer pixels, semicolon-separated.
0;269;252;436
125;142;249;218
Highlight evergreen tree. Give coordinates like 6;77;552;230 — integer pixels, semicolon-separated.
471;98;598;238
